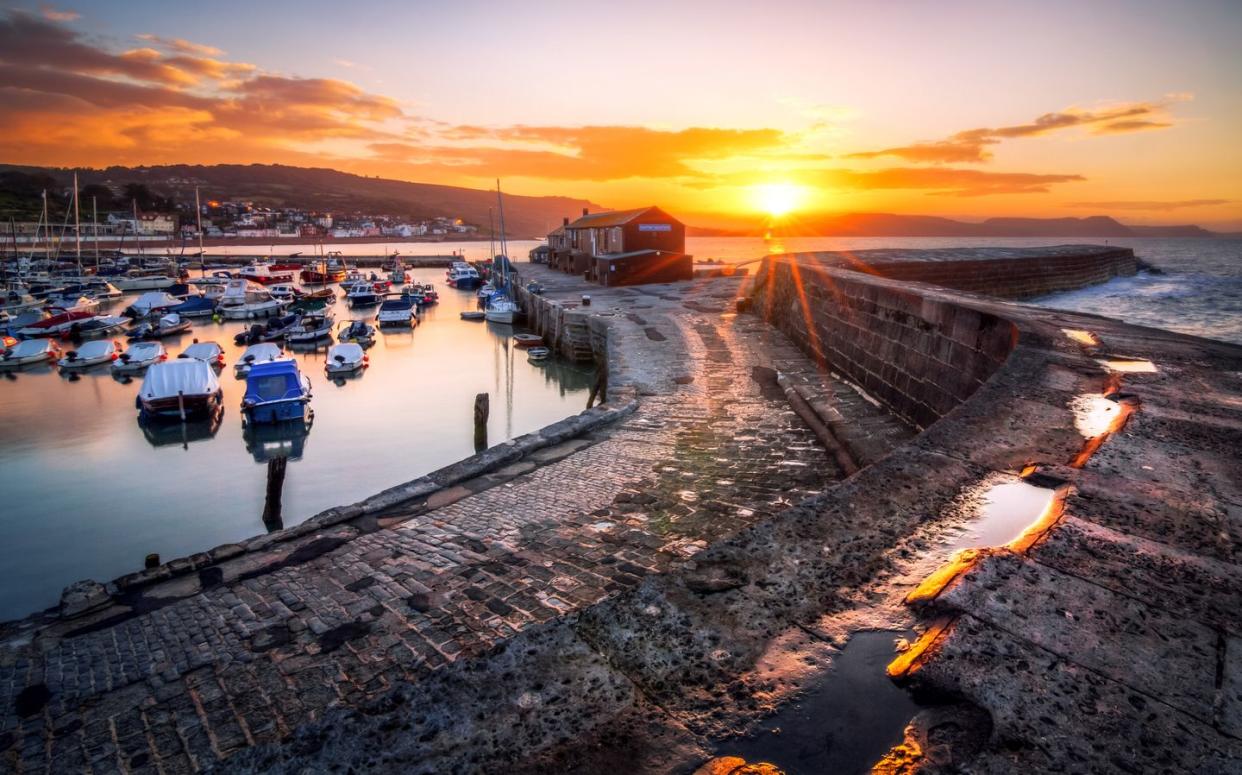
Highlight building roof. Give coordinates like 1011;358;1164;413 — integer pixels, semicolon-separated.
566;206;673;229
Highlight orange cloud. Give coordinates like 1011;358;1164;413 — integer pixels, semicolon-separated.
848;102;1179;163
821;167;1085;196
134;34;225;58
39;4;78;22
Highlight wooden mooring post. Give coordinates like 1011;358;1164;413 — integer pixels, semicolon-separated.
473;392;490;452
262;458;288;532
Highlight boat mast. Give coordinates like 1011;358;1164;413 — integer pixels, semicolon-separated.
495;179;508;289
92;196;99;270
488;207;495;263
195;186;205;278
132;199;144;259
73;172;82;275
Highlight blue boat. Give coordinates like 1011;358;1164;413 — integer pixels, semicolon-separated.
168;295;216;318
241;360;313;424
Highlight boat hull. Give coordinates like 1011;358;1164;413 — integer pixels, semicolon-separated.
244;398;310;424
140;390;223;421
113;277;176;291
219;302;284;320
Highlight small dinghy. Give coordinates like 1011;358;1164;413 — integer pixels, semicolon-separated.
242;360;312;424
128;313;192;341
59;339;120;369
337;320;376;347
326;342;368;375
138;359;224;421
287;311;334;345
512;333;544;348
0;338;59;369
112;341;167;373
526;346;551;363
376;298;416;327
179;341;226;369
234;342;287;379
460;311;486;321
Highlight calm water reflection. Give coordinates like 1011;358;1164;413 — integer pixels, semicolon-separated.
0;266;592;620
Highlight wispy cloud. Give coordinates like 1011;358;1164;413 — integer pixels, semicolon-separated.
1067;199;1230;211
848;101;1184;164
39;4;78;22
134;33;224;58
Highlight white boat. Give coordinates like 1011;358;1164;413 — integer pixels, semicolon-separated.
113;269;178;291
128;313;192;340
484;295;519;324
179;341;226;368
139;360;224;421
287;311;334;345
344;282;383;307
376;298;416;327
47;295;100;315
1;288;43;315
217;280;285;320
268;284;301;300
389;264;407;285
446;262;481;288
0;338;59;368
526;346;551;363
326;342;368;375
17;310;99;338
111;341;166;373
234;342;288;378
339;270;366;288
58;339;120;369
125;291;181;318
238;262;294;286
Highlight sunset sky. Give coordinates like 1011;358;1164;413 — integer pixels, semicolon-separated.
2;0;1239;227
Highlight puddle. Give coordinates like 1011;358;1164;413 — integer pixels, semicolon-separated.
714;630;929;775
1097;358;1158;373
946;479;1058;554
1062;328;1100;347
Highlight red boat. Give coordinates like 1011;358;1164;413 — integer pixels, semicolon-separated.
300;258;347;284
16;310;99;338
238;262;295;286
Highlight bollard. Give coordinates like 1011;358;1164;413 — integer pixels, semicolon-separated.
473;392;490;452
145;553;160;569
581;294;591;307
262;458;288;533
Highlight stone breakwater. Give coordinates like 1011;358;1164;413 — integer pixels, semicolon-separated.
1;245;1239;774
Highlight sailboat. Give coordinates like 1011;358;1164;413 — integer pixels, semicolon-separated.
484;181;520;325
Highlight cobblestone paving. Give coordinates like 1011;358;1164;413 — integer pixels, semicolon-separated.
0;275;912;773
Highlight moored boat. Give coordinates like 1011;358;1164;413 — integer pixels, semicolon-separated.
512;333;544;348
234;313;302;345
124;291;181;319
179;340;226;368
58;339;120;369
17;310;99;338
217;279;285;320
336;320;376;347
446;262;481;288
234;342;287;378
112;341;167;373
168;295;216;318
112;269;178;291
1;288;43;315
241;360;312;424
376;298;416;327
268;284;303;301
300;257;346;284
68;315;129;339
326;342;368;375
287;311;334;345
238;261;295;286
138;359;224;421
526;346;551;363
128;313;192;341
344;282;383;307
0;338;59;368
484;295;519;324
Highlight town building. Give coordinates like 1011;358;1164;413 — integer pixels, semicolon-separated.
547;206;691;286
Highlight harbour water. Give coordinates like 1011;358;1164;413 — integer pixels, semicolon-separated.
0;266;592;620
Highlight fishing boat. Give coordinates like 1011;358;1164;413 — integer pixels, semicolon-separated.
326;342;368;375
234;342;287;378
336;320;376;347
376;298;416;327
287;311;334;344
138;359;224;421
58;339;120;369
526;346;551;363
234;313;302;345
167;295;216;318
112;268;178;291
179;341;226;368
484;295;519;324
420;284;439;305
128;313;192;341
17;310;99;338
241;360;312;424
512;333;544;348
124;291;182;318
238;261;295;286
217;280;285;320
344;282;383;307
112;341;167;373
0;338;59;369
300;256;347;284
446;262;481;288
68;315;129;339
339;270;366;288
388;262;407;285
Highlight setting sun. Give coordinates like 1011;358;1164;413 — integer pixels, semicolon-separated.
752;182;804;217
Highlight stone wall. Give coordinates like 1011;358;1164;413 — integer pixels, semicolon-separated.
750;259;1017;429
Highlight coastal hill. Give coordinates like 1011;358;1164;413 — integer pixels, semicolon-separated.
691;212;1222;238
0;163;603;239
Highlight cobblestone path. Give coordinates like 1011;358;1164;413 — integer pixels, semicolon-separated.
0;276;913;773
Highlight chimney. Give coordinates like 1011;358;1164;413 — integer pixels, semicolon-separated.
582;208;589;217
563;217;569;226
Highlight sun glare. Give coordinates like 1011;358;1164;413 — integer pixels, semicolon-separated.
752;182;803;217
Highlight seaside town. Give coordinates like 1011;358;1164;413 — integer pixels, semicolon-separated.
1;2;1240;775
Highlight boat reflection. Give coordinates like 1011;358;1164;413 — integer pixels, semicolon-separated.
138;406;224;450
243;418;313;463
